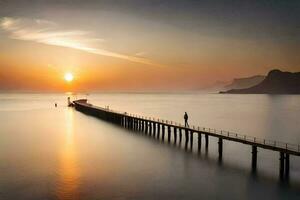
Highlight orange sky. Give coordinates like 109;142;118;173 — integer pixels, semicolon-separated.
0;1;299;92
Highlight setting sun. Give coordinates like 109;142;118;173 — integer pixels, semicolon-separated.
64;73;74;82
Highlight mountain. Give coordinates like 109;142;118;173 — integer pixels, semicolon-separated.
194;80;230;93
220;69;300;94
223;75;265;90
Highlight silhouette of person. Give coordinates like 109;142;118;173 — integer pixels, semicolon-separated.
55;103;57;107
184;112;189;127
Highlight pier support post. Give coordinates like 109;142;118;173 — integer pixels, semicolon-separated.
149;122;152;136
218;138;223;160
162;125;165;141
133;118;136;131
139;120;142;132
174;127;177;144
157;124;160;139
190;131;193;149
136;119;141;131
145;121;148;134
142;120;145;132
153;123;156;137
252;146;257;172
205;134;209;149
179;129;182;143
168;126;171;143
198;133;202;152
131;118;133;130
128;118;131;129
285;153;290;179
279;152;285;180
185;129;189;148
132;118;135;131
134;118;136;130
127;117;129;129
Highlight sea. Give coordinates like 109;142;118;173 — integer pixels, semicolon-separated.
0;93;300;200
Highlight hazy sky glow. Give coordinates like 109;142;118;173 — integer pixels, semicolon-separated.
0;0;299;92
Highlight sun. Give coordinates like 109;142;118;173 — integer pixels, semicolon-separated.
64;72;74;82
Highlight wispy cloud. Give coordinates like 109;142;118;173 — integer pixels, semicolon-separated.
0;17;162;67
135;51;147;57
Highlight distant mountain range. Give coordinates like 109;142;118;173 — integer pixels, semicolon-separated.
223;75;265;91
200;74;265;93
220;69;300;94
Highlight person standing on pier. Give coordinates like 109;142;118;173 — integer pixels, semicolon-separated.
184;112;189;127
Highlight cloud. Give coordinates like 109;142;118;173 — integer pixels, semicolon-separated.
0;17;163;67
135;51;147;57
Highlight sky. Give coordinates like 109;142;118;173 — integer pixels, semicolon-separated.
0;0;299;92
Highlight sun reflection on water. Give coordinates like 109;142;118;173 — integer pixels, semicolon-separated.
57;108;80;200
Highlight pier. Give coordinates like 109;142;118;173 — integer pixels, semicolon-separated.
73;99;300;181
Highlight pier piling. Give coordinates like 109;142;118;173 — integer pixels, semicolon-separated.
179;129;182;143
138;120;141;131
162;125;165;141
252;146;258;172
279;152;285;180
198;133;202;152
218;138;223;160
205;134;209;149
157;124;160;139
145;121;148;134
190;132;193;149
149;122;152;136
174;127;177;144
168;126;171;143
285;153;290;179
185;129;189;149
142;120;145;132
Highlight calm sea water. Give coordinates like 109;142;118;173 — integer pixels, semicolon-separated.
0;93;300;200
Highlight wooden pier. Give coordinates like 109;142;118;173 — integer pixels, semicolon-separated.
73;99;300;181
